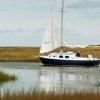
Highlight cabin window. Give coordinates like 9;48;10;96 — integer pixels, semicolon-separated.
59;55;63;58
65;56;69;58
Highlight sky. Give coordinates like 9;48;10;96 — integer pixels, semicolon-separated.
0;0;100;47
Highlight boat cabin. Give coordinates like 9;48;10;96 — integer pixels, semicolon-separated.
48;52;76;59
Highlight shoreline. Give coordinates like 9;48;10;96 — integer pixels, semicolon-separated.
0;47;100;62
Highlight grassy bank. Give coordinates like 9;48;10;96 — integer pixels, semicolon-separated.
0;90;100;100
0;46;100;62
0;71;16;84
0;47;40;62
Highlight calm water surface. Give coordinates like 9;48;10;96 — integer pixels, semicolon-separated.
0;62;100;93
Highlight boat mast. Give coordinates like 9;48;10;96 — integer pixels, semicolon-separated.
61;0;64;52
51;0;55;50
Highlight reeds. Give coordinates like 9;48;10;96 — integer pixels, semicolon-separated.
0;71;17;84
0;89;100;100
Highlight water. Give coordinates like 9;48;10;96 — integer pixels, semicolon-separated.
0;62;100;93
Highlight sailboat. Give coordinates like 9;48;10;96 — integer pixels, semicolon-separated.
39;0;100;66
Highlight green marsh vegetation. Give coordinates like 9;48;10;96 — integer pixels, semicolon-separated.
0;71;17;84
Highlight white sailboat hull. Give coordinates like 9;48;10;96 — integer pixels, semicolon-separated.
39;56;100;66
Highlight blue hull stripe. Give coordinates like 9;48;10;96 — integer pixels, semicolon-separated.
39;57;100;66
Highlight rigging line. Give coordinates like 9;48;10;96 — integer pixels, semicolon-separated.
51;0;55;50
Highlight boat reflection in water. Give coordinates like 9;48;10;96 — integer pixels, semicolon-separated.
39;67;98;92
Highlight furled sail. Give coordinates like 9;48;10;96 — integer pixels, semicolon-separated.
40;1;60;54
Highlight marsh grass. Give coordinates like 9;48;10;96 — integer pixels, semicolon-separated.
0;47;40;62
0;71;17;84
0;89;100;100
0;47;100;62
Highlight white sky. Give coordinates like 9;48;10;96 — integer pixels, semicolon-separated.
0;0;100;47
